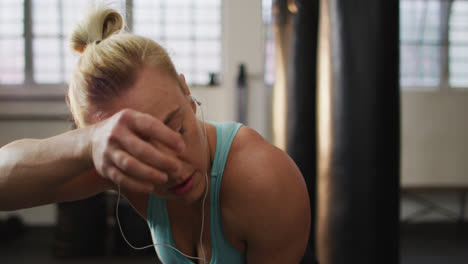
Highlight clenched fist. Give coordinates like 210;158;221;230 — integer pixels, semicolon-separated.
88;108;185;193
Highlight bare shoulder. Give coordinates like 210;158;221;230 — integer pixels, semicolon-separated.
223;126;307;201
221;126;310;261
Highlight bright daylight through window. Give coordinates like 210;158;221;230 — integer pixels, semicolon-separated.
0;0;221;92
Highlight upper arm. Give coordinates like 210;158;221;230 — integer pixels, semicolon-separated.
227;128;311;263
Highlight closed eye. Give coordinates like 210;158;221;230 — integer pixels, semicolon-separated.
178;126;185;135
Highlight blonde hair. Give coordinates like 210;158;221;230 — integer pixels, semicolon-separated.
68;5;180;127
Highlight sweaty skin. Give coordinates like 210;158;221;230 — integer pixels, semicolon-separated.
0;66;310;263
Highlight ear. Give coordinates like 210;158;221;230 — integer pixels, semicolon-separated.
179;74;196;113
179;74;190;95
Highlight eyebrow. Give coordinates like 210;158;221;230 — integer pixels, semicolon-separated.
163;106;182;125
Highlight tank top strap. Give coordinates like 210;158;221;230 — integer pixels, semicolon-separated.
209;121;243;178
209;121;245;263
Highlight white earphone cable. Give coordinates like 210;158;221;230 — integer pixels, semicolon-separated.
115;96;209;263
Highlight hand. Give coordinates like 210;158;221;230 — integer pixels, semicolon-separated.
88;108;185;193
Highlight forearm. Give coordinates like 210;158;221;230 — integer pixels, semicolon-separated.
0;128;93;210
0;108;186;211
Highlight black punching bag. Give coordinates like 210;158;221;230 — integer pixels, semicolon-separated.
316;1;400;264
286;0;320;263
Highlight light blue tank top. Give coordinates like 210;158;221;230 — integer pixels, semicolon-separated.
147;121;246;264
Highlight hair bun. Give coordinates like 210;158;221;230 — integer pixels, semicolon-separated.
70;6;124;53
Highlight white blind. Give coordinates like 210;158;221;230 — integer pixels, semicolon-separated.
0;0;221;87
449;0;468;88
263;0;275;86
0;0;24;84
133;0;221;85
400;0;442;88
400;0;468;89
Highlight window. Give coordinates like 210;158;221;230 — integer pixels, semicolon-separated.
31;0;125;84
0;0;222;95
133;0;221;85
400;0;468;90
0;0;24;84
448;0;468;88
262;0;275;86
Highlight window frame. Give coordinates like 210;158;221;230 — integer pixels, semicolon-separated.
0;0;223;100
401;0;468;92
0;0;67;99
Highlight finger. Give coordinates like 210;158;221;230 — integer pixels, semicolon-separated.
110;149;168;184
130;111;185;153
117;129;181;172
105;166;154;193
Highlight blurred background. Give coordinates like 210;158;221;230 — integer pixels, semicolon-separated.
0;0;467;264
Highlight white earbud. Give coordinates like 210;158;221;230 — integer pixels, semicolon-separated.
189;95;202;106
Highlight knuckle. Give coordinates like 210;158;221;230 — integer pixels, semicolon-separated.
102;148;114;164
119;155;131;171
107;125;122;144
118;108;133;120
112;109;133;130
104;142;116;157
104;165;116;181
100;163;109;176
105;166;124;186
113;172;123;185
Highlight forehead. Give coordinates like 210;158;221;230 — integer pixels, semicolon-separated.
111;66;184;120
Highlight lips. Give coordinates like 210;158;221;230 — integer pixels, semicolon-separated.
170;172;195;195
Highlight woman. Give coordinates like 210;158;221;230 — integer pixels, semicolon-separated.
0;6;310;264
